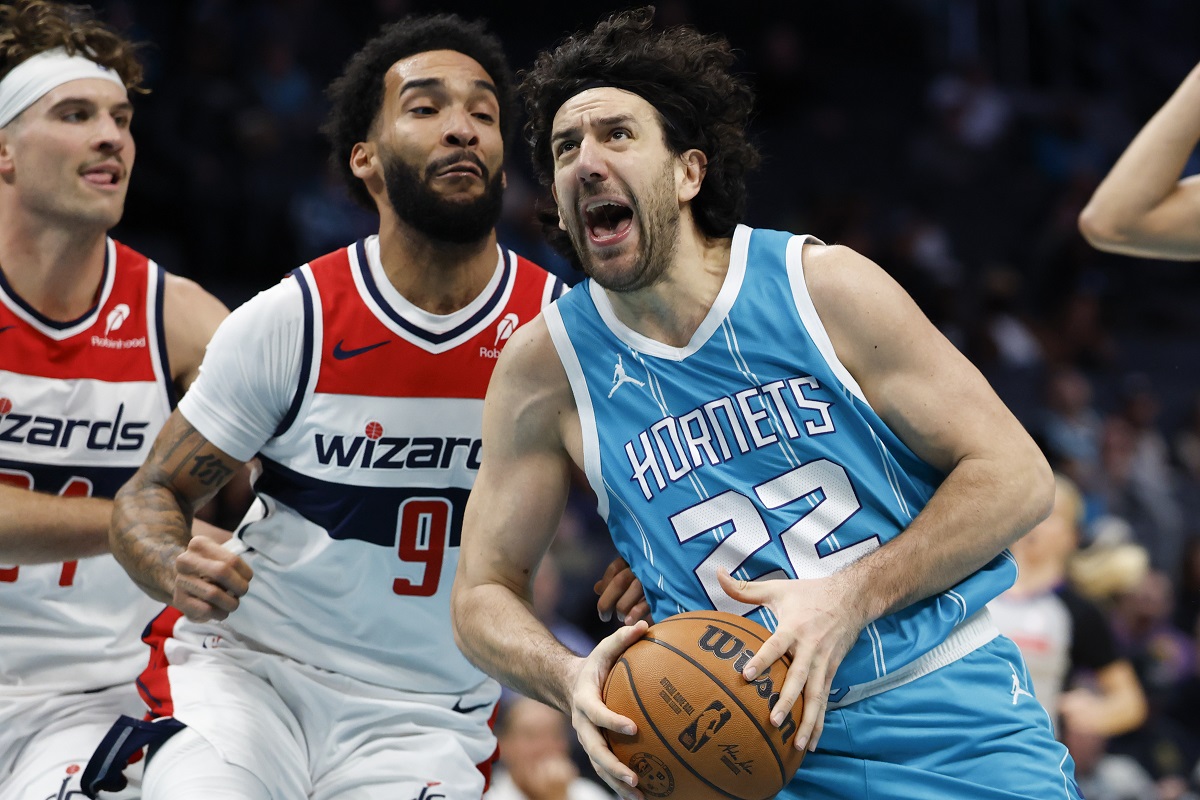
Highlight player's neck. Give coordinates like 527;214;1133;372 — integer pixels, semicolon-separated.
605;220;733;348
0;213;108;320
375;216;500;315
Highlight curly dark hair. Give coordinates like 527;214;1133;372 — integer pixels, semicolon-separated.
322;13;515;211
521;6;759;254
0;0;144;91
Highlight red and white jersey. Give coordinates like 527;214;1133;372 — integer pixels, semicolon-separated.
166;236;565;694
0;238;172;693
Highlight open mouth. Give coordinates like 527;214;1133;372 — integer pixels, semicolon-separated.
584;199;634;245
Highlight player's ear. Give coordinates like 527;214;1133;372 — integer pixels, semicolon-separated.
677;149;707;204
350;141;386;200
349;142;376;180
0;129;14;177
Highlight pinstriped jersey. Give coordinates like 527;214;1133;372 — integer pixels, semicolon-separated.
174;237;565;694
545;224;1017;693
0;239;171;692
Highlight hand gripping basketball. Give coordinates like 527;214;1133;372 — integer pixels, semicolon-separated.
601;611;806;800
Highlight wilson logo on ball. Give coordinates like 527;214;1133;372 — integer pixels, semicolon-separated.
696;625;797;744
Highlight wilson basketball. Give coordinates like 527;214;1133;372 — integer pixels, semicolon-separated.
602;611;805;800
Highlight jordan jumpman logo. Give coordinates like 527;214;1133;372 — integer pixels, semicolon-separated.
1009;662;1034;705
609;354;646;398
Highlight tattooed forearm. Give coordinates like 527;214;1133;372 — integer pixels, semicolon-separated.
109;410;244;603
188;454;234;487
110;475;191;604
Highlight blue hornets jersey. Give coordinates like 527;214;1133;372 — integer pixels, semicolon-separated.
545;225;1016;694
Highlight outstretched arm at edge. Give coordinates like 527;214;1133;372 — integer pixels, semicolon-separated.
1079;62;1200;260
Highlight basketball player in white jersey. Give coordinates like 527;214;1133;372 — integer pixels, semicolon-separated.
452;8;1080;800
93;13;637;800
0;2;229;798
1079;60;1200;260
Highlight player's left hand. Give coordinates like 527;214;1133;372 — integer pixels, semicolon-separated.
568;620;649;800
717;569;867;755
594;557;652;625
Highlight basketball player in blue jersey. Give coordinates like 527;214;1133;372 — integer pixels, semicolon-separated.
1080;59;1200;260
95;13;634;800
452;8;1082;800
0;2;230;798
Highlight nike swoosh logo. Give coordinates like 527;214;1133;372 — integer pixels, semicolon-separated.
451;699;491;714
332;338;391;360
0;326;13;334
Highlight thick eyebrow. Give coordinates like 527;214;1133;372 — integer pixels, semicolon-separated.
399;76;497;99
551;113;637;148
47;97;134;115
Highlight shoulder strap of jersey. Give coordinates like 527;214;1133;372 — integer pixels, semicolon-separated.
272;264;320;438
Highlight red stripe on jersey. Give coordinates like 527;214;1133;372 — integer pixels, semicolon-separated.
137;607;183;718
476;702;501;791
309;248;551;398
0;241;159;382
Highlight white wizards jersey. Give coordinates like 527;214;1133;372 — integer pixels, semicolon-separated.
0;239;171;693
546;225;1016;697
151;237;565;695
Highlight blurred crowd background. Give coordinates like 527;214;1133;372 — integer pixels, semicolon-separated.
85;0;1200;796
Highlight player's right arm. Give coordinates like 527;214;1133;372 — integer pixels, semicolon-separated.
1079;61;1200;260
0;483;232;564
111;276;304;620
110;411;251;619
451;318;649;798
0;484;112;562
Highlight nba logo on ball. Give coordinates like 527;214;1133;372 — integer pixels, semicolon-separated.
679;701;732;752
602;611;806;800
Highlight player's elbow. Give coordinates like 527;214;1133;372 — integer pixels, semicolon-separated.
1021;444;1056;531
1078;203;1136;252
449;570;483;657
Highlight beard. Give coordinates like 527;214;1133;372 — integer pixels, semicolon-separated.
383;149;504;244
568;160;679;293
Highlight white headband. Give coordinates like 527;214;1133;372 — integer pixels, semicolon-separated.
0;47;126;129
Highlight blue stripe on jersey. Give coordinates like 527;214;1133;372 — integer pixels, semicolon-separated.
255;455;469;547
274;268;315;438
153;264;176;410
355;239;513;345
550;226;1017;691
